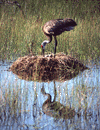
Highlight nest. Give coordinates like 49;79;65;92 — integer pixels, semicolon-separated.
9;53;88;81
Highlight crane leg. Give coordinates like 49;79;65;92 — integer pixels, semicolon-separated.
54;36;57;58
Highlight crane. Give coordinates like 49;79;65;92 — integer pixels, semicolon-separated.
41;18;77;57
41;83;75;119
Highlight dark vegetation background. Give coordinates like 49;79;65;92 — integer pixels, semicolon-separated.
0;0;100;61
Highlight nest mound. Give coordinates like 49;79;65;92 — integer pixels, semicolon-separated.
10;53;88;81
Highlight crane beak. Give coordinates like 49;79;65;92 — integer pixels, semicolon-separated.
41;45;44;57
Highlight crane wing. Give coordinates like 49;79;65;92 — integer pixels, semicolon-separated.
43;19;64;35
43;18;77;35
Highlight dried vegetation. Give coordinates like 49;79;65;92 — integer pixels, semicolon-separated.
10;53;88;81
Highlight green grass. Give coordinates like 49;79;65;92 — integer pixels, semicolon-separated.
0;83;32;118
0;0;100;61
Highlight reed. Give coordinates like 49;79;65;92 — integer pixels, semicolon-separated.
0;0;99;61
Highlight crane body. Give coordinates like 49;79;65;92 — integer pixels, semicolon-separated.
41;18;77;57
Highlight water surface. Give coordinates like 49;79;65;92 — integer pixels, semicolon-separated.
0;60;100;130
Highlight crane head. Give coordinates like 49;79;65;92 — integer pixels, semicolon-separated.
41;40;49;57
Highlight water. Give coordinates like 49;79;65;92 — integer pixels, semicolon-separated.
0;60;100;130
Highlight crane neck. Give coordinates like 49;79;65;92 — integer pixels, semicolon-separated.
41;34;52;49
41;40;50;49
43;93;52;103
41;87;52;103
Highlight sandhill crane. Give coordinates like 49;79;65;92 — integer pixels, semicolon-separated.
41;83;75;119
41;18;77;57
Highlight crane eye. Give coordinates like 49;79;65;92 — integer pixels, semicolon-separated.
41;45;43;48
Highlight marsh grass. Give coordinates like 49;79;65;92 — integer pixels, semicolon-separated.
0;74;100;129
0;0;100;61
42;81;100;129
0;87;21;116
0;0;100;127
0;83;36;128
